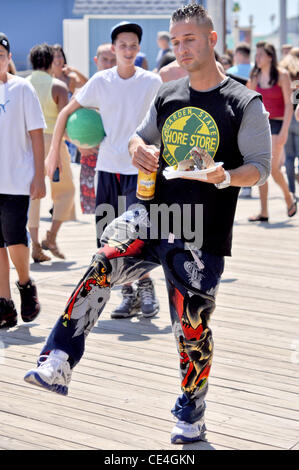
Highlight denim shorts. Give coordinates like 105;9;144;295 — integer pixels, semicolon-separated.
269;119;283;135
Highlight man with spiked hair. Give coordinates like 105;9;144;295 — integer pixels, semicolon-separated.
24;4;271;445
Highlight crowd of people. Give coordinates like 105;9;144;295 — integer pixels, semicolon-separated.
0;2;299;445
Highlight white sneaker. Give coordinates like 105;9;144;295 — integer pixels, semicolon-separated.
24;349;71;395
171;418;206;444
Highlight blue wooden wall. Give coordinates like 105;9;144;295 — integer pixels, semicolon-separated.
1;0;78;71
1;0;207;72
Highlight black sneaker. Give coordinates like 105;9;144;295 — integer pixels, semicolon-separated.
111;285;141;319
136;278;159;318
16;279;40;323
0;298;17;328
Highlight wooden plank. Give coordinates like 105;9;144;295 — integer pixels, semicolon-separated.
0;424;92;450
0;398;171;450
2;331;297;382
3;365;299;437
0;410;139;451
2;326;299;396
4;335;298;391
2;361;299;446
3;350;299;416
1;383;296;449
2;361;298;449
0;435;49;450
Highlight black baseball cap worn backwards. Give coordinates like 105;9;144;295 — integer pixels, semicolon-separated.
0;33;10;53
111;21;143;43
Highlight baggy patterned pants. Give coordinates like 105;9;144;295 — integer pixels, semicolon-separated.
41;206;224;423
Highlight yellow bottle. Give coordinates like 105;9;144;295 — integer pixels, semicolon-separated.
136;170;157;201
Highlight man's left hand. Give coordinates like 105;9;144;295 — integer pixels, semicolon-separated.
180;164;226;184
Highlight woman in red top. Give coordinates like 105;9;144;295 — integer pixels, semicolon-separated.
248;42;296;220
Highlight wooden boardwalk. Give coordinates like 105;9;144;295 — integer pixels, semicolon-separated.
0;164;298;450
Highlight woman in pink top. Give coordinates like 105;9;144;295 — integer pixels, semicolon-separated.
247;42;296;220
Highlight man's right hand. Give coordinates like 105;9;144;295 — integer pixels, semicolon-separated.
30;175;46;200
132;144;160;174
45;99;82;180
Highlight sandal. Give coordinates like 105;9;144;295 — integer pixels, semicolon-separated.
248;215;269;222
41;231;65;259
287;199;297;218
32;242;51;263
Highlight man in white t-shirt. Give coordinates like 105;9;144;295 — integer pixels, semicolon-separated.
0;33;46;328
45;22;162;319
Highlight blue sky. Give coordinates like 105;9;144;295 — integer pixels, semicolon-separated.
236;0;298;34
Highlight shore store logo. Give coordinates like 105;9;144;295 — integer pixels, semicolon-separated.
162;107;220;166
